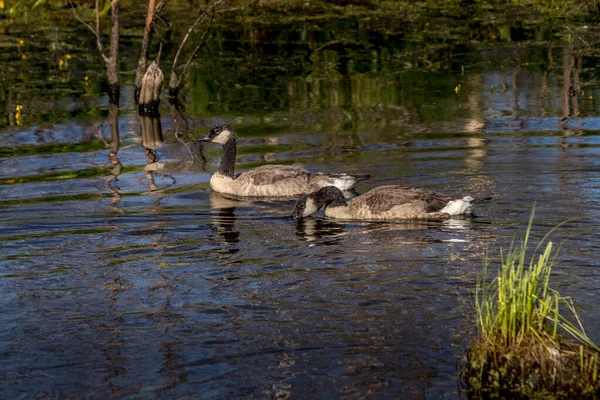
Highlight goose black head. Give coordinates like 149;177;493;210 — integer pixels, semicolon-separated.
198;124;236;145
293;186;347;219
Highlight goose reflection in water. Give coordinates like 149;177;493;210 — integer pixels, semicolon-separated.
208;192;241;250
296;215;480;248
295;216;345;244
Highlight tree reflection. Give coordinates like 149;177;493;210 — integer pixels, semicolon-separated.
169;97;207;168
560;47;583;149
104;99;125;214
140;113;164;193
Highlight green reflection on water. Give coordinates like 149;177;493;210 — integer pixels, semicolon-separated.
0;142;107;158
1;0;598;130
0;165;139;185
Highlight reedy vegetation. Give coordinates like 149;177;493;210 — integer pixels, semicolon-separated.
465;209;600;397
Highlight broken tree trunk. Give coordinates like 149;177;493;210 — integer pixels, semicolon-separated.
140;114;163;150
139;60;163;115
105;0;120;100
134;0;171;103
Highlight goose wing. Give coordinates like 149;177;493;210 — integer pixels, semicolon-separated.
354;185;453;214
237;165;309;186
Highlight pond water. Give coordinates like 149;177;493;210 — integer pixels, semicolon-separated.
2;5;600;398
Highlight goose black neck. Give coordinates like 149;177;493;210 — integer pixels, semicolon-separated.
326;196;347;208
316;186;347;209
219;138;237;178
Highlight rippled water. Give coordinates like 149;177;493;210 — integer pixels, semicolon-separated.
3;7;600;398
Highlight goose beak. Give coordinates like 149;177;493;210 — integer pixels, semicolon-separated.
197;132;211;142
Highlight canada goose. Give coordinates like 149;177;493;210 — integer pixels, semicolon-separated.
198;125;370;197
293;185;482;221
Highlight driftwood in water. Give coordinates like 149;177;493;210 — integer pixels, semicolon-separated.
139;61;163;115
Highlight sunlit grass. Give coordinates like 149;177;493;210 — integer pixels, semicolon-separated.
463;209;600;397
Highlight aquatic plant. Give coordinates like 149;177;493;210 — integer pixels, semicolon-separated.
463;210;600;398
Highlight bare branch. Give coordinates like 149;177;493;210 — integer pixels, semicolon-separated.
68;0;106;58
105;0;120;92
135;0;172;95
109;1;119;59
170;8;210;73
169;0;259;95
169;0;226;90
216;0;258;13
95;0;104;56
156;41;164;64
176;8;216;88
154;0;171;19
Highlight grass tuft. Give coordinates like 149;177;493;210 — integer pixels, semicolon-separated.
462;208;600;398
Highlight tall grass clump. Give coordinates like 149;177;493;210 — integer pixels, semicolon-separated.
462;209;600;398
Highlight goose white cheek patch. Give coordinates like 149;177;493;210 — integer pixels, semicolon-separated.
212;130;233;145
304;198;319;216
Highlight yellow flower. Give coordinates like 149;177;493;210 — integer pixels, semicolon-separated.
454;84;461;94
18;39;24;46
58;59;64;69
65;54;72;60
0;0;5;10
21;54;27;60
15;105;23;126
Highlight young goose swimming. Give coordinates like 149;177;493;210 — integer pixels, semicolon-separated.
198;125;370;197
293;185;479;221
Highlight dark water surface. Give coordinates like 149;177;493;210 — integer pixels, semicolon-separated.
2;5;600;399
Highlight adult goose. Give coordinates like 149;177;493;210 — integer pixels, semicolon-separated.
293;185;481;220
198;125;369;197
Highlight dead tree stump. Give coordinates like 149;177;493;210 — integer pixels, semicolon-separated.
139;60;163;115
140;114;163;151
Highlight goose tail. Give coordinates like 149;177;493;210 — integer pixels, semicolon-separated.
472;196;493;204
328;173;370;191
440;195;492;216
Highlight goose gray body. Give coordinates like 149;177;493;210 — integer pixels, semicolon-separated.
294;185;476;221
199;125;369;197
